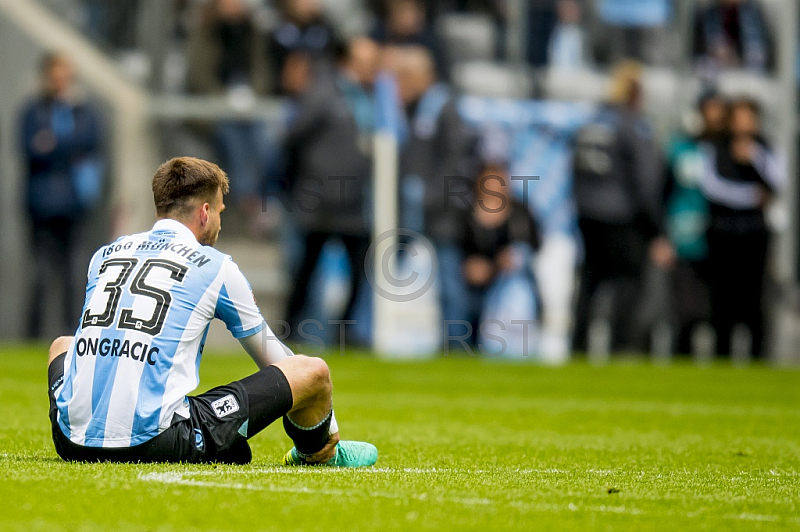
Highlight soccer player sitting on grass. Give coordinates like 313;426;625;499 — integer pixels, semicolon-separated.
46;156;377;466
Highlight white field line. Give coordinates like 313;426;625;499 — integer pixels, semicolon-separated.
138;472;493;507
176;466;797;479
183;467;574;475
151;467;797;505
137;472;800;524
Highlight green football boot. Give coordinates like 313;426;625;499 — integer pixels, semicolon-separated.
282;441;378;468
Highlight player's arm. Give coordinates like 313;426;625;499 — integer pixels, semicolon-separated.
238;322;295;369
213;259;294;367
215;258;275;368
238;322;340;437
215;258;339;436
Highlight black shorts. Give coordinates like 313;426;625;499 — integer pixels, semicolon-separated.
48;353;294;464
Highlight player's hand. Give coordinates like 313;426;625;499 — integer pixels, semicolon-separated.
304;432;339;464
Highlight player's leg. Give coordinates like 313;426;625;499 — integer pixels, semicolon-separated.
188;353;375;467
270;355;336;462
272;355;332;428
182;354;333;466
269;355;378;467
47;336;72;461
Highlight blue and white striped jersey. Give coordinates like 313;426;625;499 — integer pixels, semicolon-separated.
54;219;265;448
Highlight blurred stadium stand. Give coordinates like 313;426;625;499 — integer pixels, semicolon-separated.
0;0;799;362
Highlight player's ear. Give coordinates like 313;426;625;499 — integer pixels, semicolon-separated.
199;202;210;227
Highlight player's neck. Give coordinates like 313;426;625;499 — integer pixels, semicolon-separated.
157;216;202;242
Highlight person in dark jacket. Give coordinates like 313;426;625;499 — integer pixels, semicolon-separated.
663;89;728;354
700;98;783;358
371;0;448;79
463;163;541;341
572;61;671;353
20;53;103;338
394;45;473;343
267;0;339;94
283;37;381;337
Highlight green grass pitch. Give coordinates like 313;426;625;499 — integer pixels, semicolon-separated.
2;344;799;531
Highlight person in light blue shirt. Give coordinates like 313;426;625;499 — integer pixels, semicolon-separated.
548;0;591;69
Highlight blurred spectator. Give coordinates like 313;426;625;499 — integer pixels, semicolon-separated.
700;98;783;358
371;0;447;79
20;53;103;338
82;0;140;51
526;0;558;68
663;89;728;354
272;51;314;267
394;45;472;343
283;38;381;338
281;51;315;98
268;0;339;94
187;0;270;223
431;0;508;59
595;0;672;65
270;50;315;192
548;0;590;69
453;0;506;19
693;0;773;73
463;164;541;342
425;0;506;20
572;61;668;353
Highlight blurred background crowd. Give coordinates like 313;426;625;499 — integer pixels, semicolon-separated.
1;0;798;363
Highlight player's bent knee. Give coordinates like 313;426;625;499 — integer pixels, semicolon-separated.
295;355;331;397
274;355;331;404
304;356;330;387
49;336;73;364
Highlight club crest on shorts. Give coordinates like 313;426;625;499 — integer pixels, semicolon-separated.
211;395;239;418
